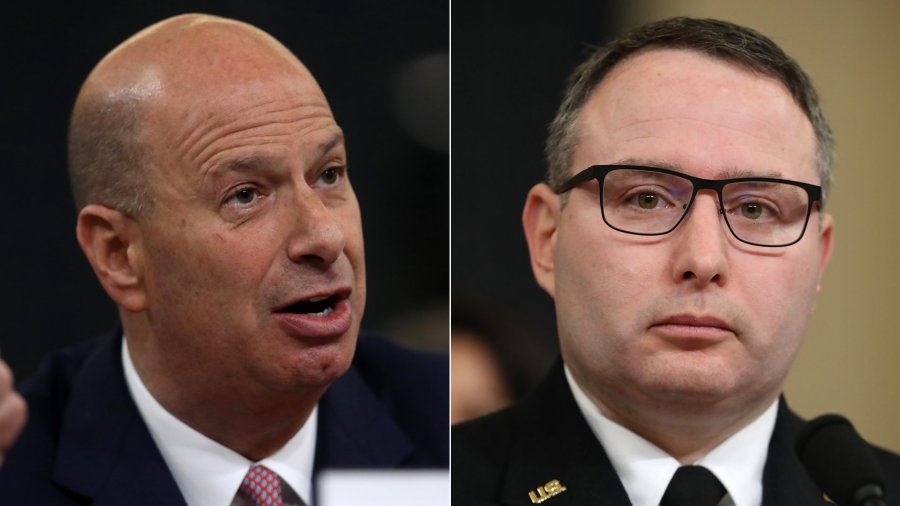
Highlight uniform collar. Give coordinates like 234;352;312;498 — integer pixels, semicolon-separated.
565;364;777;506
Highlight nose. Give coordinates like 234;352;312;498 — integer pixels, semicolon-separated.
669;190;729;288
285;187;346;267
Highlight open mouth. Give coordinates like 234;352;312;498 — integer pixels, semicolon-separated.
271;289;353;338
276;295;340;317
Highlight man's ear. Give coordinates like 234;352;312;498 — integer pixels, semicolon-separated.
815;212;834;293
522;183;561;298
75;204;147;312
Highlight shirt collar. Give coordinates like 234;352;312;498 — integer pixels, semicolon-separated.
122;336;317;506
564;365;777;506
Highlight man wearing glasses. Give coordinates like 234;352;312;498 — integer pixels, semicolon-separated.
453;17;899;506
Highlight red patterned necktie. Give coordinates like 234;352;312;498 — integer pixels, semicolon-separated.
238;464;283;506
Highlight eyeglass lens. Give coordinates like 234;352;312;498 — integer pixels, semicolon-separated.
600;168;812;246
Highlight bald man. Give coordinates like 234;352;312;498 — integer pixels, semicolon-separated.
0;14;447;505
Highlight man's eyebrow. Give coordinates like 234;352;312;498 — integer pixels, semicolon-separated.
317;131;345;157
716;167;783;179
613;157;782;179
614;157;686;171
220;154;281;174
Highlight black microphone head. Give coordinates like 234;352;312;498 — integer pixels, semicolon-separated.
796;414;886;505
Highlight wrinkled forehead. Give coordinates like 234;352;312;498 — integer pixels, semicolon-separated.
82;16;339;184
152;69;332;128
159;23;321;101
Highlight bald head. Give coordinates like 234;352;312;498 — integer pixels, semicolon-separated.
68;14;323;215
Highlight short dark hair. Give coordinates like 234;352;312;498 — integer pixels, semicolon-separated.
546;17;833;202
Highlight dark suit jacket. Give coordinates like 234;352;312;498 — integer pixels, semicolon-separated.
452;361;900;506
0;329;448;505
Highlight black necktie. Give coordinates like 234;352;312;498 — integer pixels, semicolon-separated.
660;465;727;506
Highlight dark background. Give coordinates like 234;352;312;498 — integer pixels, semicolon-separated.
451;0;623;388
2;2;448;379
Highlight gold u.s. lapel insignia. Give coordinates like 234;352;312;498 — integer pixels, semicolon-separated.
528;479;567;503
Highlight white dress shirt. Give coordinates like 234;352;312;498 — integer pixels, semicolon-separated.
122;337;316;506
564;366;778;506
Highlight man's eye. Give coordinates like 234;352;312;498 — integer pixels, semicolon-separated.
637;192;662;209
319;167;342;186
627;191;669;210
741;202;764;220
226;186;260;206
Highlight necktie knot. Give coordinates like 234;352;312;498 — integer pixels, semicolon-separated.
660;465;727;506
238;464;283;506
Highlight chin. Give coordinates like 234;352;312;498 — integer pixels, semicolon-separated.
258;314;362;388
265;339;356;392
653;383;735;404
641;360;739;401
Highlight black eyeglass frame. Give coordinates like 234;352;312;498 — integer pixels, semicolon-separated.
556;165;823;248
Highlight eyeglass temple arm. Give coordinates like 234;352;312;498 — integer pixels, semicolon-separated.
555;168;600;193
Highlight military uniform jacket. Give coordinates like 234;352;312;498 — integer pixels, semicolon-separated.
452;361;900;506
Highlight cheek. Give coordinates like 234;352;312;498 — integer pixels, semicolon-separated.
734;252;820;356
559;229;663;306
145;223;274;312
747;254;817;314
555;226;662;353
336;199;366;295
341;205;365;264
343;190;363;231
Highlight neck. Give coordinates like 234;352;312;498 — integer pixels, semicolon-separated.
155;382;319;462
577;375;779;464
124;323;323;461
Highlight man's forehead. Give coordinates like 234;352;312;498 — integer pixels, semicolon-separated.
208;130;345;176
570;47;818;182
593;47;789;104
88;15;334;158
612;157;784;180
87;14;316;106
103;14;298;70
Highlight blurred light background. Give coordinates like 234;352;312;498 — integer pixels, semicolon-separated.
451;0;900;452
1;1;448;380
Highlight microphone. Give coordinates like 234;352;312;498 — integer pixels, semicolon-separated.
796;414;887;506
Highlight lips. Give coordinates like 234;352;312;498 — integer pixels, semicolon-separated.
277;294;340;316
272;288;353;339
650;314;735;347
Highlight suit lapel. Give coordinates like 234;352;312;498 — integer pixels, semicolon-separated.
314;363;414;469
498;362;630;506
52;331;187;506
49;331;417;503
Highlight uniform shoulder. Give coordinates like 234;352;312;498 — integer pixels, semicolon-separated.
451;406;519;503
453;405;517;453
